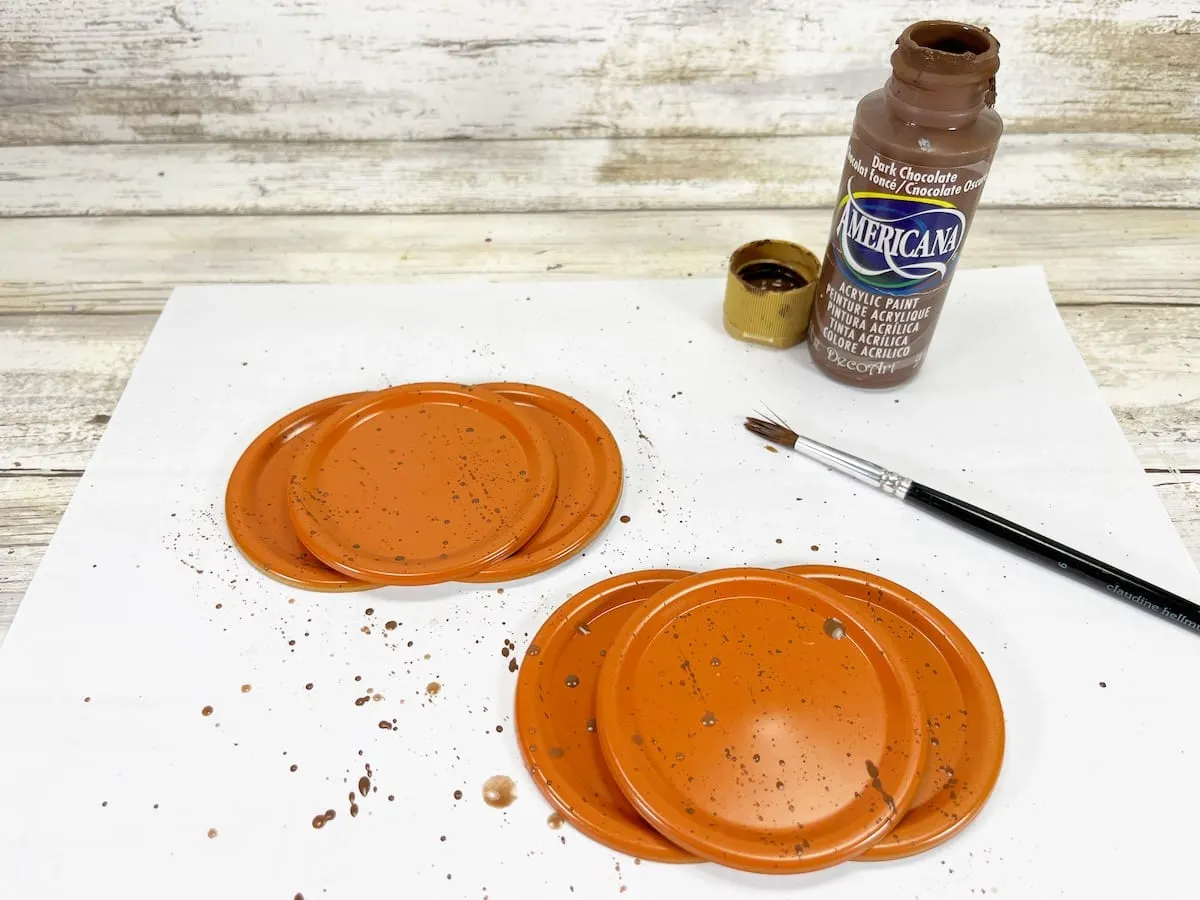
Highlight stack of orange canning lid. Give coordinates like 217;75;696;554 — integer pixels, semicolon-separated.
515;566;1004;873
225;383;622;589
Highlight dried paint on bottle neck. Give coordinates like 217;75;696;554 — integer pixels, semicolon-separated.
886;22;1000;129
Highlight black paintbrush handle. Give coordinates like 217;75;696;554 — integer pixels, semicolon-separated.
905;481;1200;637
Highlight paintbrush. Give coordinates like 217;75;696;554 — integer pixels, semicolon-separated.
745;415;1200;638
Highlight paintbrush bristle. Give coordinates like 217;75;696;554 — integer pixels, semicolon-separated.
744;416;799;448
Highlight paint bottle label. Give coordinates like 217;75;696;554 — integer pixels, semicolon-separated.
808;134;993;386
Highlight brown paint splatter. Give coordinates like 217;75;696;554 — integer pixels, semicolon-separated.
507;658;518;673
201;705;213;717
358;776;370;797
426;681;441;695
385;621;397;630
823;617;846;640
547;812;564;829
619;515;631;523
482;775;517;808
240;684;251;693
207;828;218;839
765;445;779;453
311;809;337;829
378;721;393;730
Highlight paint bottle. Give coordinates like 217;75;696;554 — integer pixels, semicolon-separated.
807;21;1002;388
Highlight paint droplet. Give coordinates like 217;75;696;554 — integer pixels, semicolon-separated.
201;705;213;717
811;544;819;551
427;681;441;695
619;515;631;523
823;618;846;640
700;711;718;727
240;684;251;693
207;828;218;839
585;718;596;732
453;790;463;800
710;656;720;667
1099;681;1107;688
564;674;580;688
482;775;517;808
547;812;564;829
866;760;880;779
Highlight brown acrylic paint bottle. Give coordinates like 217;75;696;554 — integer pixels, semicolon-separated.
807;21;1002;388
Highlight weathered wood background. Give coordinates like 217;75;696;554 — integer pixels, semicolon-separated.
1;0;1198;637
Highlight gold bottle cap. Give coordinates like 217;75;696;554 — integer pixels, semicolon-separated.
723;239;820;349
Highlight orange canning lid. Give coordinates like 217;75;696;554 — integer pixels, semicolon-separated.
784;564;1004;859
515;570;698;862
225;392;373;592
465;383;622;582
288;383;557;585
595;567;927;873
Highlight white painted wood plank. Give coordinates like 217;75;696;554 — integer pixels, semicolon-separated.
3;134;1198;216
1;210;1198;316
1;1;1196;142
0;314;157;472
0;475;75;642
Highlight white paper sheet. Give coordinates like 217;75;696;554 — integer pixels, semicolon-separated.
1;267;1197;899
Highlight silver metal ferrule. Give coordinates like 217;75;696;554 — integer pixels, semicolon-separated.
790;432;911;499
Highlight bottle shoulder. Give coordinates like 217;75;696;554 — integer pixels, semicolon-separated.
852;90;1003;167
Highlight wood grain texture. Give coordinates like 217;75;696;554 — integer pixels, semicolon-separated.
1;1;1196;143
3;133;1198;216
0;314;157;472
2;210;1198;315
0;475;76;640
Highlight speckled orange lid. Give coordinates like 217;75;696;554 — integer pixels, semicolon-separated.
287;383;557;585
464;383;622;582
225;392;373;592
515;569;698;862
784;565;1004;859
595;567;928;873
